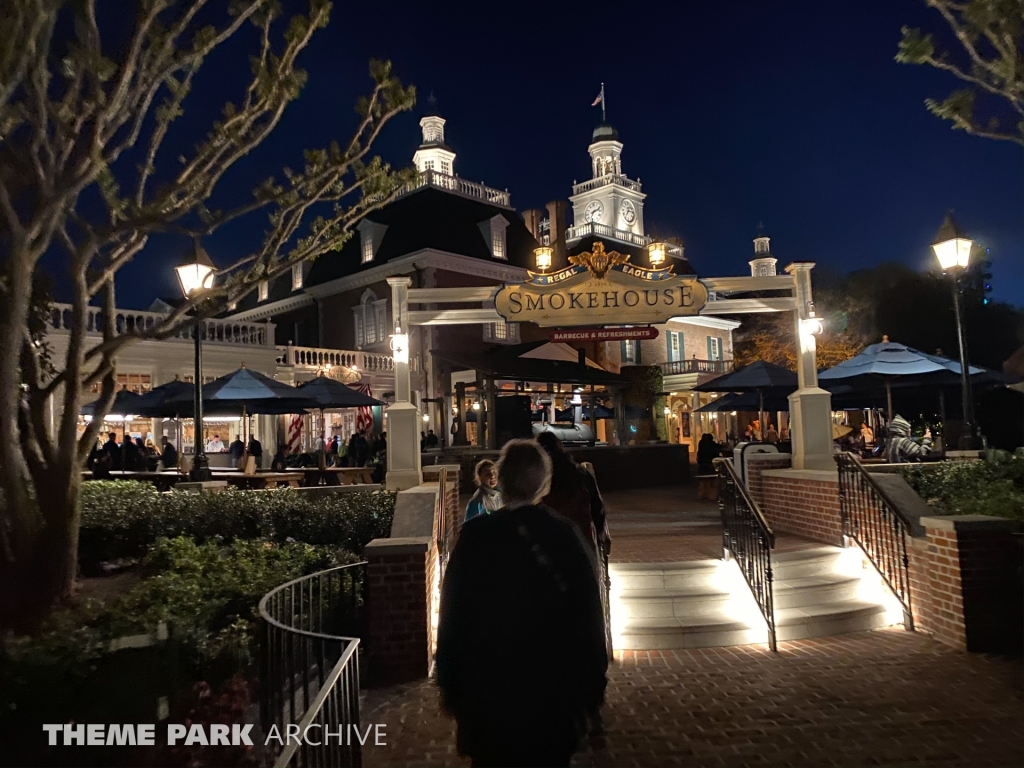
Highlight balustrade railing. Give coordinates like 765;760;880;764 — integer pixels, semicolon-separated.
565;222;651;247
660;359;734;376
48;304;274;347
259;562;367;768
715;457;777;651
835;452;914;629
369;169;511;207
276;345;396;373
571;174;643;194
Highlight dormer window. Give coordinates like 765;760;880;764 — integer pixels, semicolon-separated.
440;159;451;175
291;263;304;290
258;280;268;302
424;159;435;171
478;214;509;260
358;219;388;264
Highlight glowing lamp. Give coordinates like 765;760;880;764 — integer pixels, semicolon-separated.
647;241;667;268
801;315;824;337
175;242;216;296
389;328;409;364
422;413;430;422
472;401;481;411
931;212;973;271
534;246;553;272
663;407;671;415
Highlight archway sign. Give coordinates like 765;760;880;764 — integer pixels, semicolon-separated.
385;246;833;490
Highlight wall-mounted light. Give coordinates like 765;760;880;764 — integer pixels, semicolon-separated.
663;406;671;415
647;241;667;268
389;327;409;363
534;246;553;272
800;314;824;337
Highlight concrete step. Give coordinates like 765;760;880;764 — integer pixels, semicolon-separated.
772;573;861;609
609;560;720;591
613;586;731;619
769;546;844;581
617;615;765;650
774;599;892;642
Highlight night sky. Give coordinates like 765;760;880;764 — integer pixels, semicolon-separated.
113;0;1023;308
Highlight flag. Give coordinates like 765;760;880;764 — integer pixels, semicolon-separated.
287;414;303;453
591;90;603;107
354;384;374;434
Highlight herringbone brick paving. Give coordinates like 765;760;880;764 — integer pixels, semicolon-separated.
362;628;1023;768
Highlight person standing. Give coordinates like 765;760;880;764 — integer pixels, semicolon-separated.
885;415;933;463
535;432;598;560
766;423;779;443
228;434;246;466
160;435;178;470
207;433;225;453
436;440;607;768
121;434;140;471
464;460;503;522
247;436;263;469
104;431;122;471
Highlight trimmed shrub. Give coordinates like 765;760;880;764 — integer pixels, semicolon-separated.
900;449;1024;522
78;483;395;571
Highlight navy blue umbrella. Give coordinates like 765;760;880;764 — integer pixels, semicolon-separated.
80;388;143;417
160;367;314;415
296;376;383;408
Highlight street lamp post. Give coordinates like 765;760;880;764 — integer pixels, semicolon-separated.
931;212;976;450
175;242;217;481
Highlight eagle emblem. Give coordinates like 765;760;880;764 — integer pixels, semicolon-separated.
568;242;629;279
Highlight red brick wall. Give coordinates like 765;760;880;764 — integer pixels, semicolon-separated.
365;539;432;685
744;456;792;510
761;474;844;546
906;529;964;647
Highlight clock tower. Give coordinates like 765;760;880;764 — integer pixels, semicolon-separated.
567;121;647;245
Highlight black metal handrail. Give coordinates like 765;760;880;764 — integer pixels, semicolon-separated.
434;466;450;579
259;562;367;768
835;452;914;629
714;457;777;652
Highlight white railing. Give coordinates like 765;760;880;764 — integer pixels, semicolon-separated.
48;304;275;347
571;174;642;194
565;222;652;248
276;345;396;372
371;170;511;208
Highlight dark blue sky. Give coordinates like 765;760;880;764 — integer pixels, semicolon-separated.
116;0;1022;307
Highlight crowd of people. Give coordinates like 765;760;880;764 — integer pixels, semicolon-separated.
438;433;611;767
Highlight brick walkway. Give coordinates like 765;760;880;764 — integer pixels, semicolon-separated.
377;486;1024;767
362;629;1023;768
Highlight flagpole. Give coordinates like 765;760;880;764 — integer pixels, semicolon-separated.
601;82;606;122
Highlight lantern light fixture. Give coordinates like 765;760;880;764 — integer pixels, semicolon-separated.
534;246;553;272
647;241;667;268
931;211;974;272
175;241;216;296
389;327;409;364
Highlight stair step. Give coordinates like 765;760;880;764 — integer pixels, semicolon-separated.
772;574;860;609
617;615;764;650
770;548;844;580
609;560;721;591
774;600;893;641
613;587;731;619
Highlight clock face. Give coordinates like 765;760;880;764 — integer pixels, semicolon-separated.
620;199;637;224
584;200;604;224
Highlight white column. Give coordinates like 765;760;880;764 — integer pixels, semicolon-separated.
386;276;422;490
785;262;834;471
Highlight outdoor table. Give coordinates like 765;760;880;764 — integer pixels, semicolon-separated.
108;470;186;491
211;471;304;489
295;467;375;486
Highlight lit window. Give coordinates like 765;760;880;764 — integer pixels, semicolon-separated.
668;331;682;362
621;340;637;364
492;228;506;260
440;159;451;175
483;322;519;344
291;263;303;290
258;281;268;302
708;336;722;361
361;231;374;263
424;159;435;171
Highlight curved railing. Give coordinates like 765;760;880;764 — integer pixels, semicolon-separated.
715;457;777;651
259;563;367;768
835;452;914;629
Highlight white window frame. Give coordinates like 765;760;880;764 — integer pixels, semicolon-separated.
483;321;520;344
669;331;681;362
424;159;435;171
440;159;451;175
258;281;268;302
361;230;374;264
291;263;304;290
622;339;637;364
708;336;722;361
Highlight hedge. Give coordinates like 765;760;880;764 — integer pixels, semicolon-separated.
78;482;395;572
899;449;1024;522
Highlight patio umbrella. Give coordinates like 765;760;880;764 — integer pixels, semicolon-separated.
581;403;615;420
81;388;143;417
818;340;985;418
694;360;798;433
695;391;790;413
296;376;383;461
133;379;195;418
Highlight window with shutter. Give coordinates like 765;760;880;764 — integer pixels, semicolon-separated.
668;331;682;362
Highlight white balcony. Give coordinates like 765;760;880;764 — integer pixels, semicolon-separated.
571;174;642;195
565;222;652;248
370;169;511;208
276;345;396;372
48;304;275;347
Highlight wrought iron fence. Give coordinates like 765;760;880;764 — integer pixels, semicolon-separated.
715;457;777;651
835;452;914;629
259;562;368;768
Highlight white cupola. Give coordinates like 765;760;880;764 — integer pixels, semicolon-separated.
749;233;778;277
412;102;456;176
567;118;648;245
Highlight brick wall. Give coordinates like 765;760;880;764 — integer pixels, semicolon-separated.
744;455;792;510
365;538;432;685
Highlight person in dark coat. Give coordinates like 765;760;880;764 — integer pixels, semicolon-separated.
436;439;607;768
696;433;721;474
271;444;291;472
247;436;263;469
535;432;599;560
103;432;122;471
160;435;178;470
228;434;246;465
122;435;141;471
